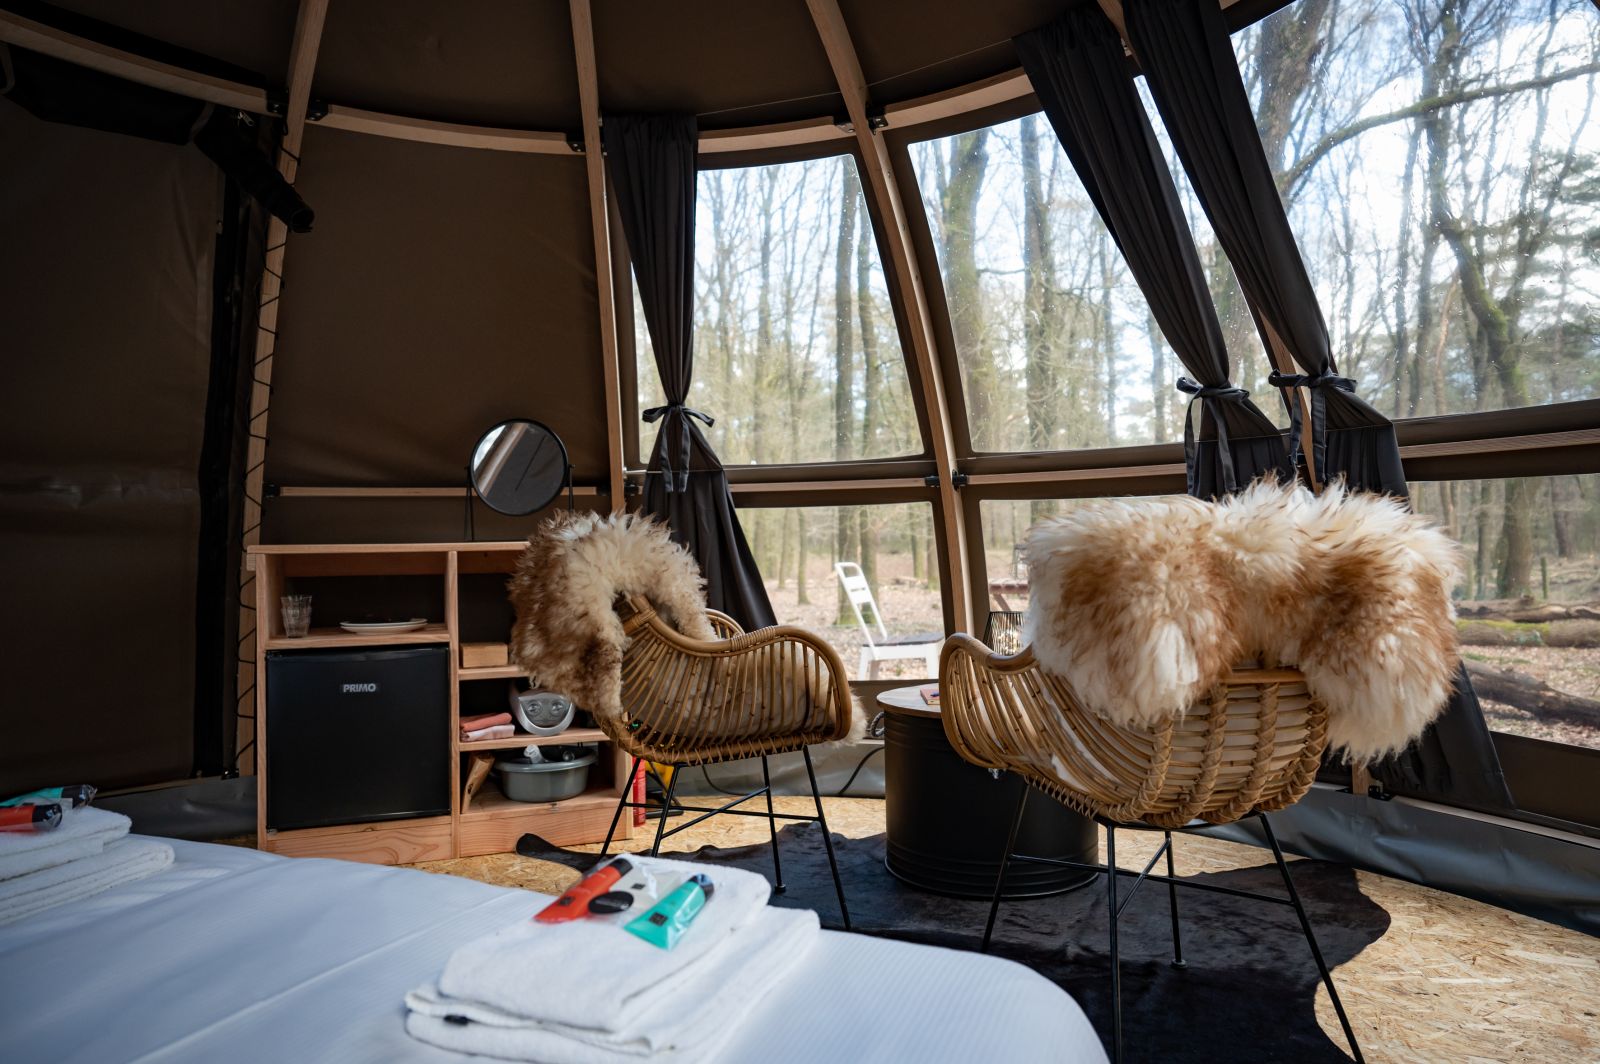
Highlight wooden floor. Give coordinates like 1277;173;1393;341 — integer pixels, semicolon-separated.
412;796;1600;1064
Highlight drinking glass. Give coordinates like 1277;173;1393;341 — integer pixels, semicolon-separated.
281;595;313;638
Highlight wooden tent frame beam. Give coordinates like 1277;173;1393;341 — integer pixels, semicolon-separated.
805;0;973;635
233;0;329;773
569;0;627;507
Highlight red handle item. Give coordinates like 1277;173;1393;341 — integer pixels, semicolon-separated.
535;858;633;923
0;803;63;832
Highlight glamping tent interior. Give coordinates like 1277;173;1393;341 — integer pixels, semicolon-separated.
2;0;1597;1059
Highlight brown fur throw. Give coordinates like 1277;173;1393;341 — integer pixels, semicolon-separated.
1023;480;1463;761
508;512;714;721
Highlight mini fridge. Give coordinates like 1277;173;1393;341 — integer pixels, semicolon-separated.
266;645;451;831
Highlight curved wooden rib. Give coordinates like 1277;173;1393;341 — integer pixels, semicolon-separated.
940;635;1328;828
603;596;852;766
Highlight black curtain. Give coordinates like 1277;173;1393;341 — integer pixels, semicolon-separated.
602;114;777;631
1124;0;1511;809
1014;9;1289;500
1;45;312;232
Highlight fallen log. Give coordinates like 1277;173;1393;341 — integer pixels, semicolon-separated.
1456;599;1600;623
1456;619;1600;648
1464;660;1600;726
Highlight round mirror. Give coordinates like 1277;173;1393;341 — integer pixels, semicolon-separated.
470;419;570;516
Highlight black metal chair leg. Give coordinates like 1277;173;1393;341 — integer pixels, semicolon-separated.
1106;823;1123;1064
760;755;785;894
600;757;641;856
801;746;851;931
1260;815;1364;1064
982;783;1029;952
648;764;681;858
1165;830;1186;969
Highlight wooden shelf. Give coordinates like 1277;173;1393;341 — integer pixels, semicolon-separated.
461;783;617;822
460;665;523;681
264;623;449;650
458;726;607;752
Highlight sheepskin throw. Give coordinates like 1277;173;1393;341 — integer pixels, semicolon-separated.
509;512;714;720
1023;480;1463;761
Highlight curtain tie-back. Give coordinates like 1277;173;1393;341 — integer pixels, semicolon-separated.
642;403;715;493
1175;376;1250;496
1267;370;1354;487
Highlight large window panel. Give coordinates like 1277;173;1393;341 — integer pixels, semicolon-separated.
1231;0;1599;418
1412;475;1600;752
912;116;1274;455
738;502;943;679
634;155;920;466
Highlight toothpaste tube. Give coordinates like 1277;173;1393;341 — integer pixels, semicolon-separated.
1;785;97;809
0;803;63;832
625;874;714;950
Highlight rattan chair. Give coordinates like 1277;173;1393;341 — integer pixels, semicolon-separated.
941;635;1363;1063
596;594;854;928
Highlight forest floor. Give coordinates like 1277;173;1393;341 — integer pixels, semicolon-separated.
1465;644;1600;749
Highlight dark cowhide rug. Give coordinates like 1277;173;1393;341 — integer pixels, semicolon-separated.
519;823;1386;1063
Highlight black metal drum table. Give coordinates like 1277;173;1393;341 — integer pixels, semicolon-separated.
879;685;1098;898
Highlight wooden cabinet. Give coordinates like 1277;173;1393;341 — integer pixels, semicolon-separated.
248;541;633;863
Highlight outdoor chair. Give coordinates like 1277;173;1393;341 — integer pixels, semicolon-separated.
597;593;854;929
940;636;1363;1064
834;561;942;679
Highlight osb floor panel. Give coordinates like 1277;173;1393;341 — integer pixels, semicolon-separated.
409;797;1599;1064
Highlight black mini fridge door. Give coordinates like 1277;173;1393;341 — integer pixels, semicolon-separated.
266;644;450;831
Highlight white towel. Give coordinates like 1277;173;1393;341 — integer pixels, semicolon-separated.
0;837;174;925
437;856;772;1032
0;806;129;881
406;906;819;1063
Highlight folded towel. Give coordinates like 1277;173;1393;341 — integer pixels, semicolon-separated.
407;906;819;1063
0;806;129;881
465;724;517;742
0;837;174;925
461;712;513;731
437;857;772;1031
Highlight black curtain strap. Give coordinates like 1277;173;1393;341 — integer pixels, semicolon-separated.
642;403;715;494
1268;371;1355;484
1176;376;1250;496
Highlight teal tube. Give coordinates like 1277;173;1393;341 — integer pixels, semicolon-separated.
1;784;97;809
625;874;713;949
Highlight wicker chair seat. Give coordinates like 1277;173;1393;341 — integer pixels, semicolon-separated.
940;635;1328;829
609;595;851;766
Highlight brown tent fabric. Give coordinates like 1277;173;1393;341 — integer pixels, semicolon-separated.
0;102;219;793
264;127;607;506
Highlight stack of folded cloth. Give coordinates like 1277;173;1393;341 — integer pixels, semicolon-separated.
0;805;173;925
461;712;516;742
406;856;819;1063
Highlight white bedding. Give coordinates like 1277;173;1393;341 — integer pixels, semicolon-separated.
0;837;1104;1063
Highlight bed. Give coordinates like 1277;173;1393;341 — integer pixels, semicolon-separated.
0;837;1104;1063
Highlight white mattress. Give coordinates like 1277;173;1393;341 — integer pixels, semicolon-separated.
0;837;1104;1063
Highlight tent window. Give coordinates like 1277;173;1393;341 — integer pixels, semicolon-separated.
736;501;942;679
910;116;1267;456
1412;474;1600;753
633;155;919;466
1230;0;1599;419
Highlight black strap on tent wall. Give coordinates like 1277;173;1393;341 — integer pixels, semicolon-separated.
602;113;778;631
1;45;312;233
1013;8;1290;501
1124;0;1512;811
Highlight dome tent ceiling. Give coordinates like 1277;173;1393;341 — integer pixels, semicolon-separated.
30;0;298;85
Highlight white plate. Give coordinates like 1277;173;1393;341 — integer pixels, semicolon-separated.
338;618;429;633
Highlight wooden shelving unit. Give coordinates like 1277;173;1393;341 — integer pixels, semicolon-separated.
247;541;634;865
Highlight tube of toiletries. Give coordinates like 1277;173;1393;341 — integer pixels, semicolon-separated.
625;874;714;949
0;803;63;832
1;785;97;809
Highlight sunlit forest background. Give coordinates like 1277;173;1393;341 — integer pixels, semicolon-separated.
632;0;1598;745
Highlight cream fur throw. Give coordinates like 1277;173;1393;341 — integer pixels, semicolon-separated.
509;512;714;721
1023;480;1463;761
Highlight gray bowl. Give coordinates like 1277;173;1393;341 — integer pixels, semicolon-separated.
494;750;597;803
